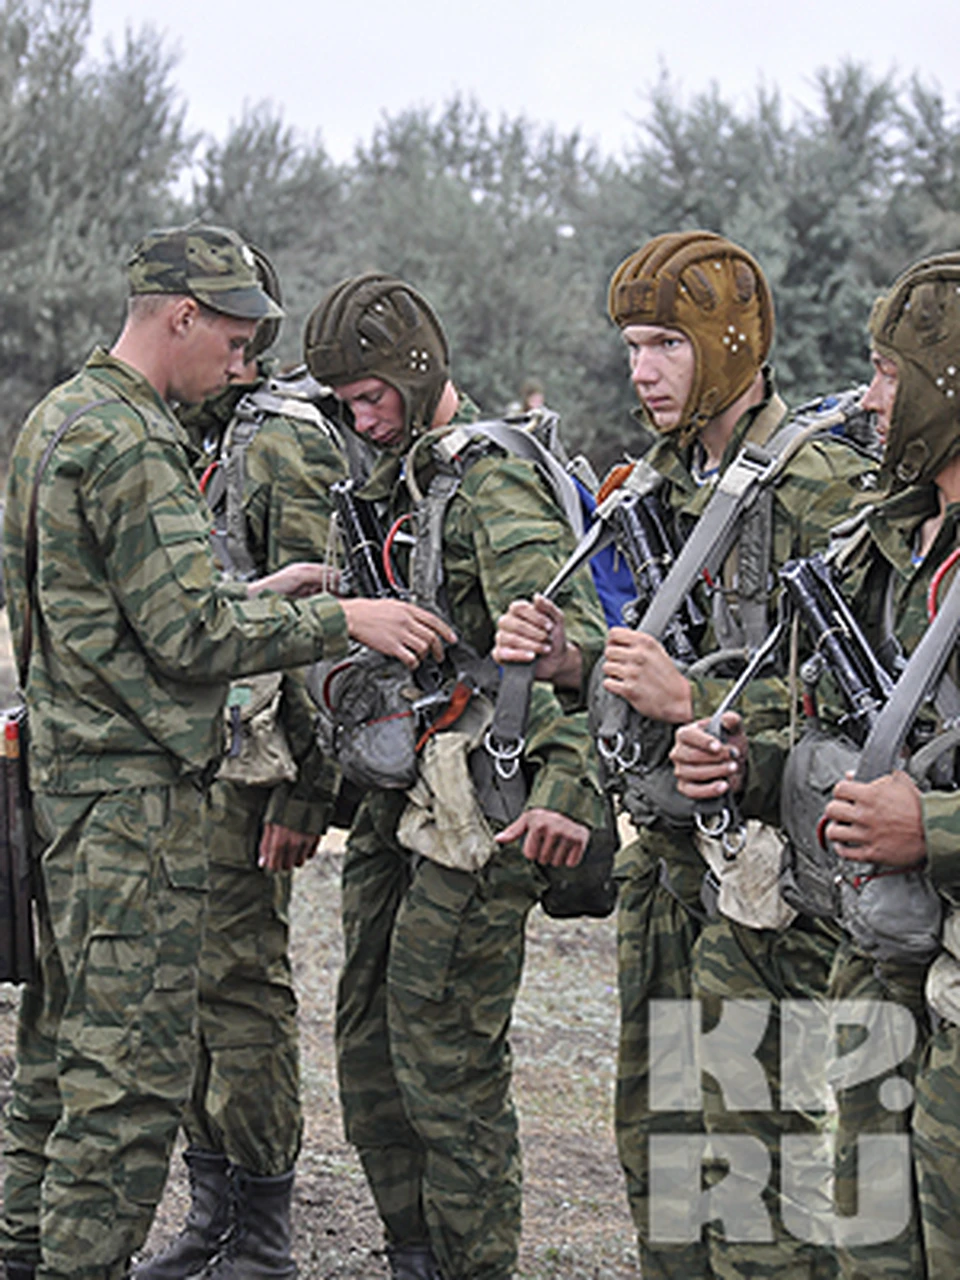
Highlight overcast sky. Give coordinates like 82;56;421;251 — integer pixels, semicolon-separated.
89;0;959;162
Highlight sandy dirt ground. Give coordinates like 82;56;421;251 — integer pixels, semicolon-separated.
0;645;641;1278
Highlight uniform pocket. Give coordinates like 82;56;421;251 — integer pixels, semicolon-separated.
389;859;478;1002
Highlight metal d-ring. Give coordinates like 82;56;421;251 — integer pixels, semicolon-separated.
484;729;524;780
721;822;748;859
597;731;623;763
696;807;731;839
615;739;642;770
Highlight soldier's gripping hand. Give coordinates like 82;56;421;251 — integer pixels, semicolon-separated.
249;561;341;598
823;770;926;867
493;595;582;688
671;712;747;799
495;807;589;868
258;823;320;871
603;628;693;723
341;599;457;669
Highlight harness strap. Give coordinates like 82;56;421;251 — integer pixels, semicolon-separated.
221;408;261;581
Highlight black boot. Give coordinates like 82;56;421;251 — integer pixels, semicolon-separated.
4;1260;37;1280
385;1243;444;1280
132;1147;232;1279
200;1168;296;1278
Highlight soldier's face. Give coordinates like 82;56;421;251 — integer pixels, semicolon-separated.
173;305;256;405
334;376;406;447
621;324;695;431
862;351;899;444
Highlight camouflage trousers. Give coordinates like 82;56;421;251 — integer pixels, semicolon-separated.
913;1018;960;1279
0;782;208;1280
614;832;714;1280
182;779;301;1176
691;914;841;1280
827;940;929;1280
336;797;545;1280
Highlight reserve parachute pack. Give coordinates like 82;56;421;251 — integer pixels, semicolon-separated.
779;522;960;961
199;367;351;788
309;408;618;917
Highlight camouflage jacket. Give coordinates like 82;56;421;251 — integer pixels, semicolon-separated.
810;483;960;900
3;348;349;794
355;395;609;837
611;373;878;879
179;371;350;835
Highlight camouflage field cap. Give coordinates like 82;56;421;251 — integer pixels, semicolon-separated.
127;225;284;322
870;252;960;486
303;272;450;448
608;230;774;444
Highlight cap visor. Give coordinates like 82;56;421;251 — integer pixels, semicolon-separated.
194;286;284;321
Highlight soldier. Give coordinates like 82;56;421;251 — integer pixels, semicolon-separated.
495;231;876;1279
133;249;350;1279
0;228;454;1280
676;251;960;1279
303;272;608;1280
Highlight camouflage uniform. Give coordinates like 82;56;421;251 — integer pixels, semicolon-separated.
335;426;608;1280
0;349;349;1279
176;373;346;1179
613;374;873;1280
816;483;959;1280
914;1022;960;1279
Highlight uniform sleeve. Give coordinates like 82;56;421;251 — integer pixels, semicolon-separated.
449;455;608;830
245;415;347;570
921;790;960;891
84;433;349;682
771;438;876;563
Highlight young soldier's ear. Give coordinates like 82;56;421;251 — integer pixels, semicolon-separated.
168;296;200;337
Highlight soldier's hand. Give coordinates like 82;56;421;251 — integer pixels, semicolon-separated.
495;807;589;868
602;628;693;722
671;712;747;798
258;823;320;871
249;561;341;599
824;770;926;866
493;596;581;688
341;599;457;669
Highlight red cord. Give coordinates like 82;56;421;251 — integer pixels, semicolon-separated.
198;461;219;495
927;547;960;621
383;513;415;590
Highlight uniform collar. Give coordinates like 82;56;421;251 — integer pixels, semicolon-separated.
87;347;192;449
643;366;782;511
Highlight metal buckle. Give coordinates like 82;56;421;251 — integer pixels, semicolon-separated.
484;729;524;780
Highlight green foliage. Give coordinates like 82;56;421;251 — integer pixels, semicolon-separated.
0;0;191;450
2;13;960;478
